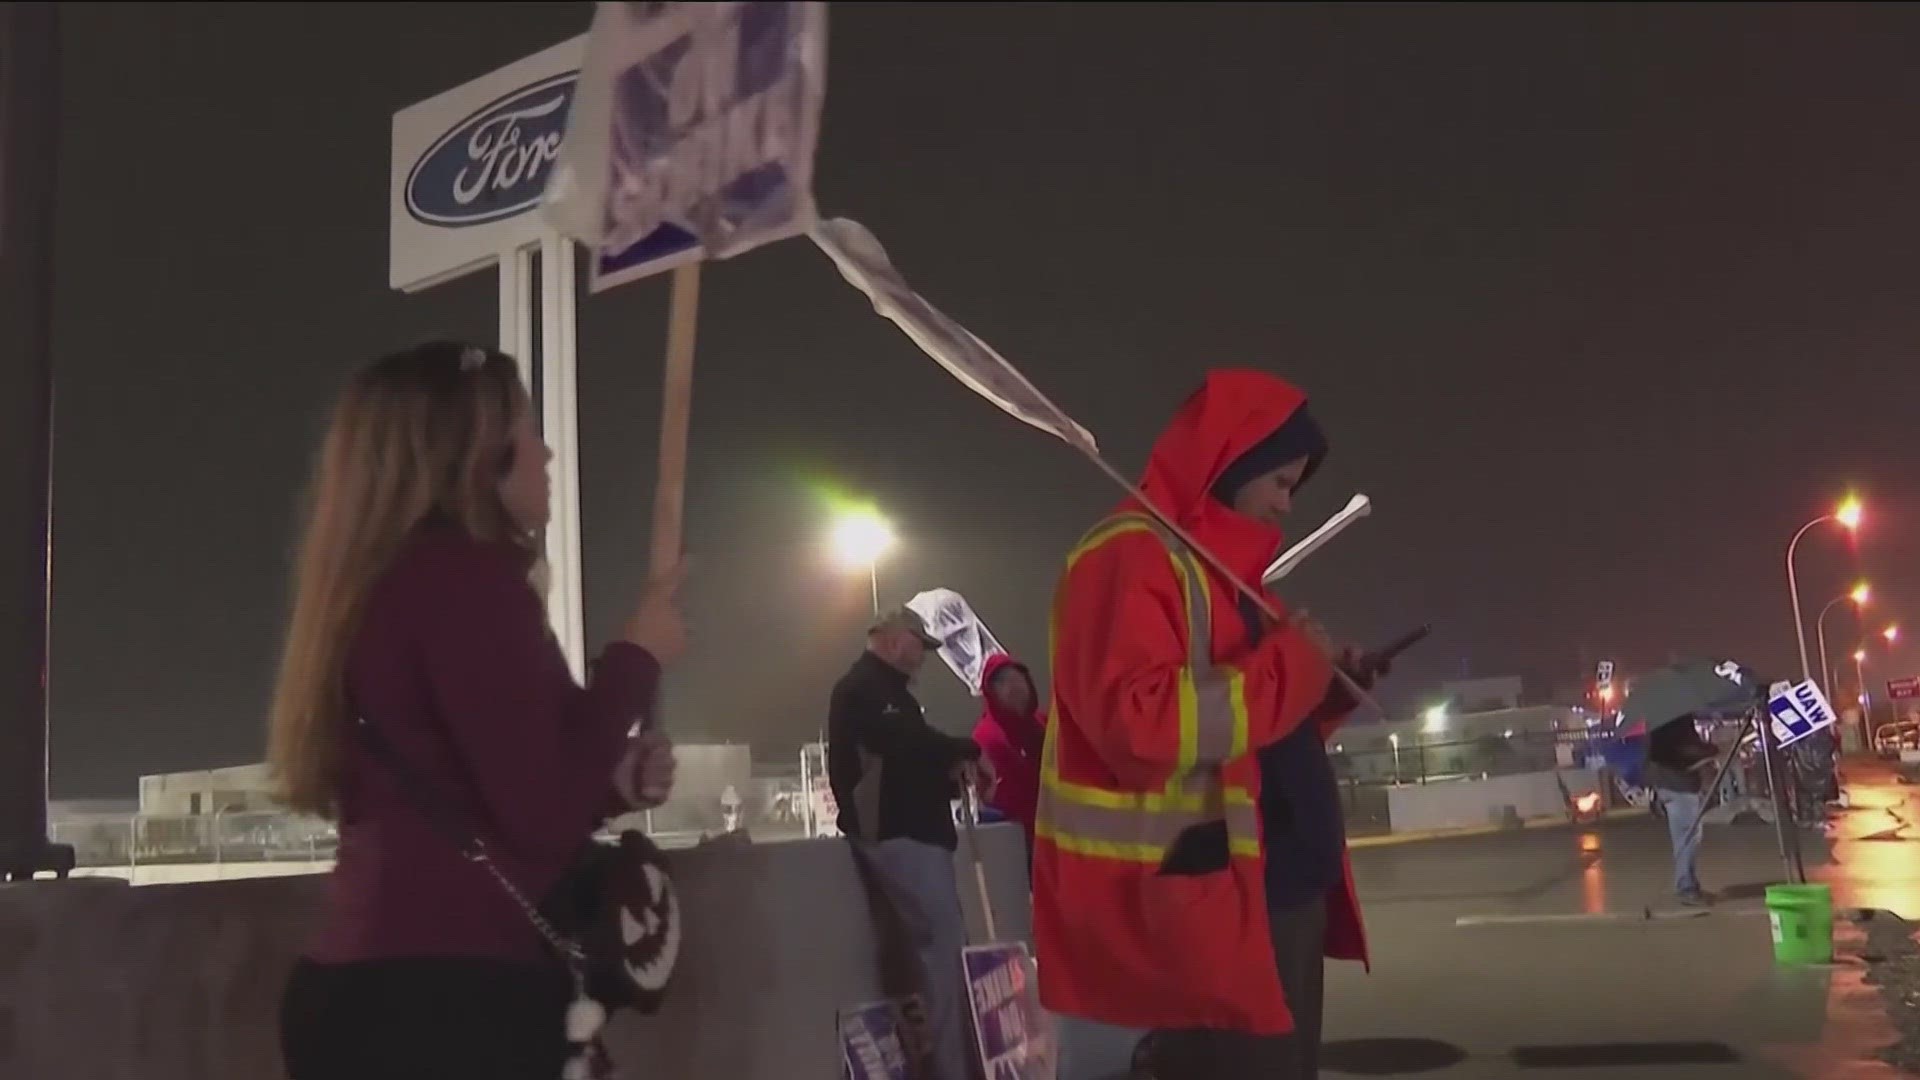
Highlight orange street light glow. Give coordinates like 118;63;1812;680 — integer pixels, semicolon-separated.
1851;582;1872;606
1855;649;1868;663
1885;625;1901;645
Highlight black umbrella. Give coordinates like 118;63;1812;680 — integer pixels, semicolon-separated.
1620;659;1805;882
1619;659;1766;732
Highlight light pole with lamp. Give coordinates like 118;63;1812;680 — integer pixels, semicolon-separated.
829;508;897;616
1877;625;1902;732
1787;496;1863;685
1817;582;1870;701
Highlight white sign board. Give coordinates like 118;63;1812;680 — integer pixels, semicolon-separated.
545;1;828;291
907;588;1006;696
1768;679;1837;748
812;219;1098;452
389;36;584;292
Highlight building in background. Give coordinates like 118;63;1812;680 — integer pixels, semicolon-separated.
139;763;278;816
1439;676;1524;712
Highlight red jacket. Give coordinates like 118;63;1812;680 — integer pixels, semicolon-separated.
312;526;660;966
1033;370;1367;1036
973;653;1044;848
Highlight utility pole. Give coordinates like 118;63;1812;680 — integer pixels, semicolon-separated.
0;2;76;880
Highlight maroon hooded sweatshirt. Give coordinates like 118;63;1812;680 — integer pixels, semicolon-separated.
308;524;659;969
972;653;1045;850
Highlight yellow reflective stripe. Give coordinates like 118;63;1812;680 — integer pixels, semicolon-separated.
1038;790;1260;846
1067;513;1220;774
1066;514;1160;571
1176;666;1201;774
1145;523;1248;770
1041;512;1264;866
1039;748;1255;814
1036;818;1263;864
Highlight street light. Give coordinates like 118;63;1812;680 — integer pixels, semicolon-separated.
1786;495;1864;683
1885;624;1901;645
1423;705;1449;734
1816;581;1871;701
1388;732;1402;784
1855;648;1870;710
829;508;896;615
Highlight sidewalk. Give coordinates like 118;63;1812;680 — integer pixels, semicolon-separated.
1059;763;1920;1078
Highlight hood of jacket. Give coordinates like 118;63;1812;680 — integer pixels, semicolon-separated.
977;652;1044;750
1121;369;1318;594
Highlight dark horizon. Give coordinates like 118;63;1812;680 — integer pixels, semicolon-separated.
43;3;1920;798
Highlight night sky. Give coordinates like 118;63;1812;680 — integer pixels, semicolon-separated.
46;3;1920;797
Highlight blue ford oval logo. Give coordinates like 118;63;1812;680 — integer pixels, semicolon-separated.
406;72;577;228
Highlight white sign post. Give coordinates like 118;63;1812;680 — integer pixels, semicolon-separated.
390;35;589;677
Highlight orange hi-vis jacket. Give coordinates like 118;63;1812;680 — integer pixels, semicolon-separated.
1033;370;1368;1036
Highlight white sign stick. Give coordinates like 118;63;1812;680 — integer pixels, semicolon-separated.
1263;494;1372;585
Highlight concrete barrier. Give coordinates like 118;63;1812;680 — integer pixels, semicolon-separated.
1385;768;1600;833
0;826;1033;1080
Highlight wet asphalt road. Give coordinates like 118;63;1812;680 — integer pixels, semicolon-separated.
1060;768;1920;1078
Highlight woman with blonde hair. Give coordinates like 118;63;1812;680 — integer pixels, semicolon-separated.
271;341;684;1079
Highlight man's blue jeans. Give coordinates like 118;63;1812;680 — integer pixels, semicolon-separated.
852;838;971;1080
1659;789;1704;896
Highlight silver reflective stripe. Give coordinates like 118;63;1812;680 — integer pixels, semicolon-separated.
1127;516;1214;670
1130;516;1242;768
1192;673;1240;765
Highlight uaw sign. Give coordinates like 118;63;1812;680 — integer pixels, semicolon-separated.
1768;679;1838;749
907;588;1007;696
963;944;1055;1080
545;1;828;290
390;36;584;291
838;1000;912;1080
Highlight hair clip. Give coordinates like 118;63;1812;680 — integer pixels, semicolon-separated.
460;346;487;372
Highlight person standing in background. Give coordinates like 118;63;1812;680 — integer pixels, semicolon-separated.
828;606;995;1080
1646;714;1719;906
1035;369;1371;1080
973;652;1045;868
269;342;686;1080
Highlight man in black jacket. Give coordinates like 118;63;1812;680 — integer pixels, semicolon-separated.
1646;715;1719;906
828;606;992;1080
829;606;986;845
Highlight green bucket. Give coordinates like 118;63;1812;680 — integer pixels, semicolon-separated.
1765;883;1834;965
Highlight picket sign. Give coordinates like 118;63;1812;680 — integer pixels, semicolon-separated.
811;218;1380;715
545;1;828;570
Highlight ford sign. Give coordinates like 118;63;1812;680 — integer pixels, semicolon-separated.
405;72;577;228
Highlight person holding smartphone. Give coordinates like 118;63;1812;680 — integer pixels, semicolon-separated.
1036;370;1372;1080
1206;390;1392;1080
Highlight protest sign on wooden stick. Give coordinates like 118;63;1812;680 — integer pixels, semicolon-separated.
812;215;1382;715
545;1;828;572
650;263;702;571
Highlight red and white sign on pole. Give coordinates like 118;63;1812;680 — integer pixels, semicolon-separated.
1887;677;1920;701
